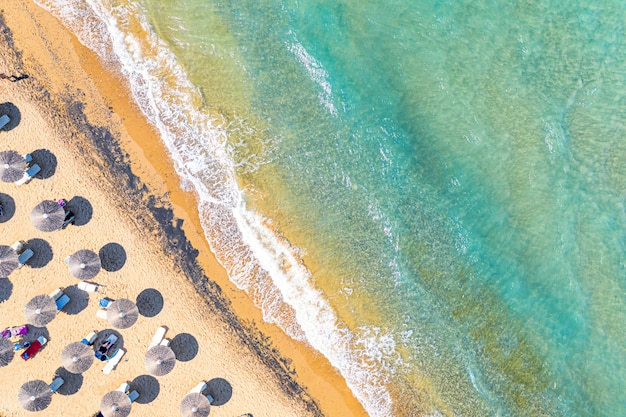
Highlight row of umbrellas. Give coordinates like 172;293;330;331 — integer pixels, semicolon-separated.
16;343;180;416
0;245;101;279
24;295;138;328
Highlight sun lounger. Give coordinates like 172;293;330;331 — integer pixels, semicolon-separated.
148;326;168;349
24;153;32;164
61;210;75;229
116;382;130;394
49;288;63;301
21;335;47;360
14;164;41;185
102;347;125;374
159;338;171;347
206;394;215;404
49;377;64;393
77;281;102;293
98;298;112;309
10;240;24;252
17;248;34;267
189;381;207;394
96;309;108;320
56;294;70;311
128;390;140;403
0;114;10;129
81;331;98;345
2;325;28;338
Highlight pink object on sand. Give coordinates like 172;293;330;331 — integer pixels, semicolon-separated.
1;325;28;338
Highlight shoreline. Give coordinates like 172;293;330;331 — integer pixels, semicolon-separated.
0;2;367;417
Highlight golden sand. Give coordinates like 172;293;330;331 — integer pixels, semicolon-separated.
0;2;368;416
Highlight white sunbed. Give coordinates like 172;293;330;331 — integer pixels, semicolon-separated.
102;347;125;375
96;309;108;320
14;164;41;185
148;326;168;349
77;281;102;293
116;382;130;394
189;381;207;394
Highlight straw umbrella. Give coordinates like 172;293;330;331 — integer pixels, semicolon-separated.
100;390;132;417
180;392;211;417
144;344;176;376
0;337;14;367
24;294;57;326
62;342;94;373
66;249;101;280
30;200;65;232
107;298;139;329
18;380;52;412
0;245;19;277
0;150;26;182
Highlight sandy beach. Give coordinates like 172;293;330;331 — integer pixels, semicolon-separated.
0;2;367;417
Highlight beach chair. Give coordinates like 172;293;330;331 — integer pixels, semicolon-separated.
49;377;64;393
102;347;125;374
81;331;98;346
98;297;113;309
159;338;171;347
77;281;102;293
96;309;108;320
17;248;34;267
189;381;207;394
148;326;167;349
10;240;24;252
128;390;140;403
0;114;9;129
49;288;63;301
56;293;70;311
1;325;28;338
116;382;130;394
14;164;41;185
61;210;75;229
24;153;32;165
20;335;47;360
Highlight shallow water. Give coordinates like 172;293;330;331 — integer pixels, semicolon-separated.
36;0;626;415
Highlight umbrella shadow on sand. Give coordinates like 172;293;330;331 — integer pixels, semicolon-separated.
205;378;233;406
93;329;124;359
0;102;21;131
130;375;160;404
0;278;12;302
0;193;16;223
170;333;198;362
66;196;93;227
30;149;57;180
54;367;83;396
99;242;126;272
23;326;50;344
24;239;53;269
136;288;163;318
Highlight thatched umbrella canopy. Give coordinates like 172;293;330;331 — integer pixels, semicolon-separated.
107;298;139;329
0;150;26;182
24;294;57;326
100;390;132;417
18;380;52;412
0;245;19;277
30;200;65;232
144;344;176;376
0;337;15;366
62;341;94;373
180;392;211;417
66;249;101;280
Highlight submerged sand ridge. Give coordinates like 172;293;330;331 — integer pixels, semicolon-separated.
0;2;367;417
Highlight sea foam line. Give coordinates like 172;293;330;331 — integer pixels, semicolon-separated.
33;1;395;415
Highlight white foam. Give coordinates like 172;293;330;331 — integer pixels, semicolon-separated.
34;2;396;415
286;31;338;117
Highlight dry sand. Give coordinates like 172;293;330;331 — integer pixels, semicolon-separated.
0;2;368;417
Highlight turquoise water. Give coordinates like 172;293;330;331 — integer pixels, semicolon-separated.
37;0;626;415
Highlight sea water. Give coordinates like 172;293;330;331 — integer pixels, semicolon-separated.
35;0;626;416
